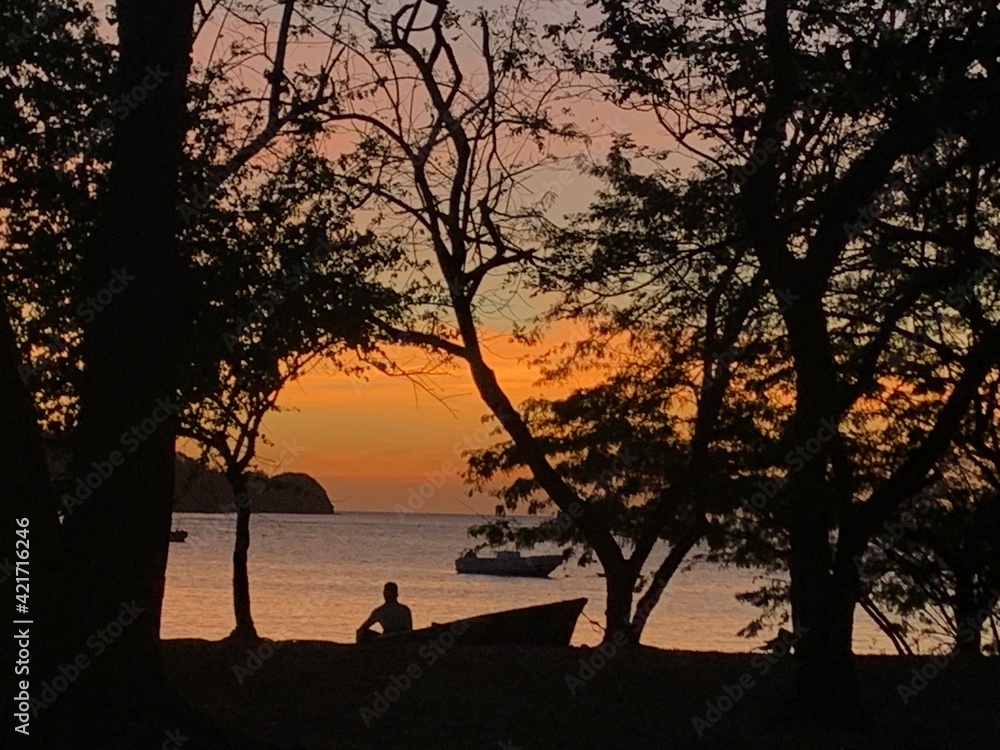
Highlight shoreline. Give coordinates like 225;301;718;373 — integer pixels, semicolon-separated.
163;639;1000;749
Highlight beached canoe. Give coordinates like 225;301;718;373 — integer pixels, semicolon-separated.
376;598;587;647
455;550;565;577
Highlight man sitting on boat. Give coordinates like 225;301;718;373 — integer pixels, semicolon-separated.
356;582;413;643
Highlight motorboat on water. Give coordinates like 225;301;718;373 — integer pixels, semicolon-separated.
455;549;564;577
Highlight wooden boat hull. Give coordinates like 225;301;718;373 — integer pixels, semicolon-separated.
455;554;564;577
376;598;587;647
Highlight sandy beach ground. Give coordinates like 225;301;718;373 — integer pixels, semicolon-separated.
163;639;1000;750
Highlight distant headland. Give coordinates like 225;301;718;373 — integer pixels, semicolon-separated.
174;456;335;514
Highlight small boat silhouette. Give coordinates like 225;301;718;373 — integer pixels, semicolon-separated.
374;598;588;647
455;549;564;577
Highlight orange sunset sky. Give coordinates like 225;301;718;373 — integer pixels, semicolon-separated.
223;124;667;514
180;2;671;514
250;319;598;515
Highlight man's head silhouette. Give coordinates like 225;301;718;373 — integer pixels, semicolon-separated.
383;582;399;602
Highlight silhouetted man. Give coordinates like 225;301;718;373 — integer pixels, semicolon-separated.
356;582;413;642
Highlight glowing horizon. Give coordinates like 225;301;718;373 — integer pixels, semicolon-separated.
236;320;601;515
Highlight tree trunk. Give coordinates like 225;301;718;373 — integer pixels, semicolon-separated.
228;474;259;640
630;521;707;640
952;570;982;656
37;1;199;746
603;563;636;643
777;289;865;724
785;577;863;724
786;514;865;724
458;345;629;631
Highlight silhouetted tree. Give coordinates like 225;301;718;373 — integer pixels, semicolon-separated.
2;0;353;745
309;0;730;640
177;148;402;641
463;145;778;640
576;0;1000;720
1;2;111;699
49;0;199;744
857;391;1000;656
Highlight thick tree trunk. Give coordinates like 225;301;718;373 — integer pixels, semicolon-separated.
36;1;198;747
603;563;636;643
783;489;867;723
786;575;862;723
775;286;866;723
786;509;865;724
228;475;259;640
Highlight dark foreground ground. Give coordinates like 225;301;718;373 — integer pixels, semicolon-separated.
163;639;1000;750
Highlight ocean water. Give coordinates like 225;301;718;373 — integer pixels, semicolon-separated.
162;511;896;653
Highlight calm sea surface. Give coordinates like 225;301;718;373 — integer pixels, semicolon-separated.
163;511;896;653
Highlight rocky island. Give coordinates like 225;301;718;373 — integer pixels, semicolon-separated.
173;456;335;514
